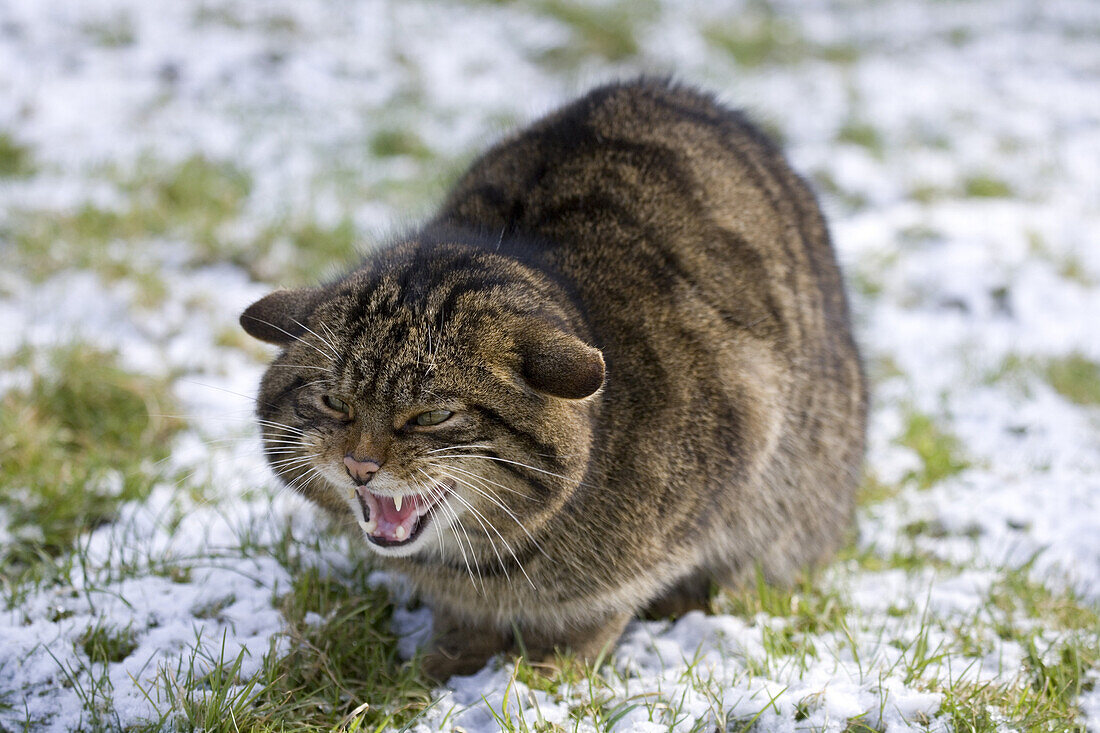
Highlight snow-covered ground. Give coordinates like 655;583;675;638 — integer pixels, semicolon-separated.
1;0;1098;730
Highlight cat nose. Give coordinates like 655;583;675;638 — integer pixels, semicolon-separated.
344;455;381;485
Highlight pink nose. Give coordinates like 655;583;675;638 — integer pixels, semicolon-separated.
344;455;381;485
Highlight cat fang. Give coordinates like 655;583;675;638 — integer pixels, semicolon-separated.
351;483;454;552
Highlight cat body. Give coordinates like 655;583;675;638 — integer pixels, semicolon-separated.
241;79;867;677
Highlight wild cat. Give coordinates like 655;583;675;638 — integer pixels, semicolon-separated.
240;79;867;679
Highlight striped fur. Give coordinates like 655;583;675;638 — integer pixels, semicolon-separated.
241;79;867;678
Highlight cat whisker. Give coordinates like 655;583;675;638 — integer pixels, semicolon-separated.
434;469;538;589
428;460;532;500
426;444;495;454
254;419;310;436
258;435;309;448
265;364;336;374
449;453;594;488
268;456;316;472
179;379;282;411
425;471;511;572
290;318;343;361
439;482;518;587
416;469;483;592
431;464;548;563
241;314;338;365
413;475;447;559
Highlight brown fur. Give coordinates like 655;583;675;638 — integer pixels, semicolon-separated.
241;79;867;680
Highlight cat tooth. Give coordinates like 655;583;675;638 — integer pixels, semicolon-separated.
393;495;403;512
358;519;377;534
395;525;408;541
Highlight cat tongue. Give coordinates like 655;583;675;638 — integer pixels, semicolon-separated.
357;490;425;543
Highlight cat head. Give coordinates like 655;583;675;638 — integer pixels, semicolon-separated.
240;241;604;562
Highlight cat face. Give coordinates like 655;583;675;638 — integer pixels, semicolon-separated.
241;244;604;565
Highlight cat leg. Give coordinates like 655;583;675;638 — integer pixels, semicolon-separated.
641;572;713;619
520;612;632;667
421;607;512;682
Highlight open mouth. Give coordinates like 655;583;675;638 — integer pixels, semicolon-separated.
354;483;451;547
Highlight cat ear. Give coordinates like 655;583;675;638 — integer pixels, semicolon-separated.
240;289;322;346
518;324;605;399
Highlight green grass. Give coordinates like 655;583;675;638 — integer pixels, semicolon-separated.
984;352;1100;406
6;154;369;288
1044;354;1100;405
142;532;432;733
811;168;869;211
717;570;850;637
9;155;251;287
897;411;970;489
931;561;1100;731
532;0;654;66
81;621;140;664
0;131;35;177
704;8;860;68
837;121;885;159
369;129;435;161
82;13;137;47
963;174;1013;198
0;344;181;588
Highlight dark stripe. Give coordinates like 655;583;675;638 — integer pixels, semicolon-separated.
432;275;515;330
470;405;562;467
476;447;555;500
380;360;424;401
271;375;305;402
648;94;804;300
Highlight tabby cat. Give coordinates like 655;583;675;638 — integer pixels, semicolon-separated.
241;79;867;680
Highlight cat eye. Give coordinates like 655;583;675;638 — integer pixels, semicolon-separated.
320;394;353;418
412;410;453;427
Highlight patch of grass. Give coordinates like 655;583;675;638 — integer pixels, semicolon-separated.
963;174;1013;198
897;224;943;247
988;565;1100;632
897;411;970;489
142;631;275;733
82;13;137;47
1026;230;1096;287
129;154;253;231
858;472;902;507
984;352;1100;406
849;270;883;298
80;622;140;664
837;121;885;159
1044;353;1100;405
1058;256;1094;286
0;344;181;582
226;561;430;731
370;128;434;160
704;15;805;68
811;168;869;211
934;562;1100;730
947;27;972;46
533;0;654;66
717;570;850;636
10;155;251;288
249;217;361;286
908;183;948;204
705;10;860;68
938;637;1097;732
0;132;35;177
7;154;365;287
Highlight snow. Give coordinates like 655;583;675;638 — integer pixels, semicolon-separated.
1;0;1098;730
